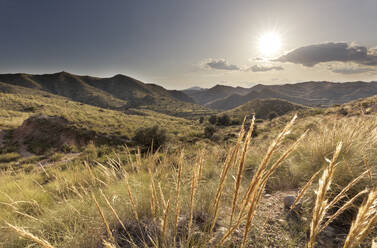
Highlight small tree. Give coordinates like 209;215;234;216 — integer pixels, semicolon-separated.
132;125;168;151
199;116;204;124
208;115;217;125
217;114;231;126
204;126;216;138
267;111;278;120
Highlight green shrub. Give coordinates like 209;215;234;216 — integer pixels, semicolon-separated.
204;126;216;138
132;125;168;151
231;119;242;125
267;111;278;120
61;144;79;153
208;115;217;125
199;116;204;124
217;114;231;126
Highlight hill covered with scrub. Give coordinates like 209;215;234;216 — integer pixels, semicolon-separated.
0;72;214;118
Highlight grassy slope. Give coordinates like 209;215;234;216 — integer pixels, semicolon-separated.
223;98;308;120
0;90;197;138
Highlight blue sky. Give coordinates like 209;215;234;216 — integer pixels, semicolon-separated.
0;0;376;89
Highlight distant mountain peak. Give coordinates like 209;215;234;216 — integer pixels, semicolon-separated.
184;86;204;91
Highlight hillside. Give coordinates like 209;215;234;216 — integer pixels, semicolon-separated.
197;81;377;110
0;91;198;148
183;84;251;105
0;72;213;118
224;98;307;120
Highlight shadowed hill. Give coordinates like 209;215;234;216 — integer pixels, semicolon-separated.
224;98;307;120
0;72;212;118
206;81;377;110
183;84;251;105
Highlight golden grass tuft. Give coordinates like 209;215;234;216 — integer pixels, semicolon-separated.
308;142;342;248
343;188;377;248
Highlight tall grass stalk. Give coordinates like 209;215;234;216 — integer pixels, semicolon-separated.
220;115;300;246
229;116;254;226
5;222;55;248
174;151;184;243
343;188;377;248
125;175;139;221
188;159;198;238
308;142;342;248
92;193;115;242
210;120;246;233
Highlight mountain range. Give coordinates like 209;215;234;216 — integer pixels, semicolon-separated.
1;71;377;116
0;72;212;118
183;81;377;110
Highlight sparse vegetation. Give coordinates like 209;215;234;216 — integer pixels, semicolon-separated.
1;83;377;248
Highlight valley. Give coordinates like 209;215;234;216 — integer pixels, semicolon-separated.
0;72;376;248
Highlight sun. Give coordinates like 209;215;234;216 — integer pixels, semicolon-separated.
258;32;281;57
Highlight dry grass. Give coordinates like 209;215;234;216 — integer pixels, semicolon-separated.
1;114;377;248
5;222;55;248
343;188;377;248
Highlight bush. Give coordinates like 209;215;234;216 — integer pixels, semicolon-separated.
267;111;278;120
217;114;231;126
204;126;216;138
231;119;242;125
338;108;348;116
132;125;168;151
199;117;204;124
208;115;217;125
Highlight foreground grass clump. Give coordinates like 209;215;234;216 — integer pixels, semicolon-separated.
0;115;376;247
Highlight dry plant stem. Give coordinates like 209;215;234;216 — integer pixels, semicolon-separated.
6;222;55;248
362;156;372;184
343;188;377;248
103;240;117;248
241;122;307;247
196;150;204;189
188;161;198;238
174;151;184;242
84;161;97;185
229;116;254;226
100;189;128;234
125;176;139;221
260;130;308;185
221;115;298;246
211;119;247;233
158;182;167;209
162;199;171;247
210;132;243;233
149;168;159;215
290;167;323;211
327;170;369;209
150;183;156;219
92;193;115;243
239;115;297;219
320;188;368;233
372;238;377;248
308;142;342;248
